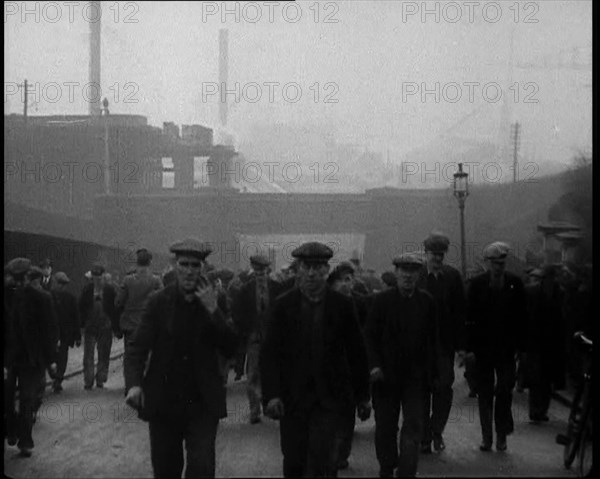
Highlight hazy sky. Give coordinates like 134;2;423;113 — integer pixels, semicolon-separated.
4;1;592;169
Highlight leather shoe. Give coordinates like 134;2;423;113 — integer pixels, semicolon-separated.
420;442;432;454
19;447;33;457
433;436;446;452
337;459;349;470
479;440;492;451
496;434;507;451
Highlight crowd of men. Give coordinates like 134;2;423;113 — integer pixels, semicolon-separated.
3;233;593;478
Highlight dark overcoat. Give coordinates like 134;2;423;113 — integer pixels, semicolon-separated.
125;284;238;420
260;287;370;414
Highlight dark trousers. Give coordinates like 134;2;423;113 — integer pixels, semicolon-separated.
336;408;355;463
83;323;113;388
55;340;70;383
464;354;478;394
280;403;343;478
422;353;455;444
148;403;219;478
234;344;246;378
373;380;425;478
527;352;552;418
123;329;136;394
5;363;45;449
246;340;262;420
475;352;516;441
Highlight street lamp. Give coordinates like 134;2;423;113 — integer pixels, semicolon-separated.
453;163;469;279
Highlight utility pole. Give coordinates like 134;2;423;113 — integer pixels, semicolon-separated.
23;79;28;119
511;121;521;183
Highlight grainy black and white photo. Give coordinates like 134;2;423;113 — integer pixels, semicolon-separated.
4;1;592;477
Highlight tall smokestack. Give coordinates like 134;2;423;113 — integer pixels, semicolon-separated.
218;29;228;127
89;1;101;116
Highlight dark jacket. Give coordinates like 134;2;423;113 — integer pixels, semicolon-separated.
51;289;81;346
125;284;238;420
79;283;120;334
260;287;370;414
5;285;58;369
417;264;467;354
466;271;527;356
364;287;440;387
232;277;283;338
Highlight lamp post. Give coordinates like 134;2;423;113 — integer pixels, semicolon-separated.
453;163;469;279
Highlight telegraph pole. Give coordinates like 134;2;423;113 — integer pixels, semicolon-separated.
511;121;521;183
23;79;28;119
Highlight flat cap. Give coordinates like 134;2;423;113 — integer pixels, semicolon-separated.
291;242;334;264
328;261;355;283
169;238;213;260
7;257;32;277
483;241;510;261
39;258;53;268
54;271;70;284
91;263;106;276
135;248;153;264
528;268;544;278
381;271;397;287
423;231;450;253
28;266;45;280
249;254;271;267
392;252;425;270
217;268;235;281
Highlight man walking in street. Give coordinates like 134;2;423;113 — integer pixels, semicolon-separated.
125;239;238;478
260;242;371;477
115;248;162;396
364;253;441;478
465;242;527;452
50;272;81;393
232;254;282;424
418;232;466;454
79;263;120;390
4;258;58;457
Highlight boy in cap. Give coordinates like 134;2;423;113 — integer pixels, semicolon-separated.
232;254;283;424
79;263;119;389
260;241;371;477
115;248;163;396
4;258;58;457
417;232;466;454
50;272;81;393
364;252;440;477
125;238;238;478
465;242;526;452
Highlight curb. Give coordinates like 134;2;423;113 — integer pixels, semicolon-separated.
551;391;573;408
45;350;125;387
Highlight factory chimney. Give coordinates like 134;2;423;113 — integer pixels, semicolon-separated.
89;1;102;116
218;29;228;127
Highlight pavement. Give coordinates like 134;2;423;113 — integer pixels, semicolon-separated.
43;337;125;387
5;356;577;478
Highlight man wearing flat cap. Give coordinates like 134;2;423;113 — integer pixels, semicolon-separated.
79;263;120;390
364;252;441;477
50;272;81;393
4;258;58;457
125;238;238;478
417;232;466;454
232;254;282;424
465;241;526;452
260;241;371;477
115;248;163;395
327;260;372;470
